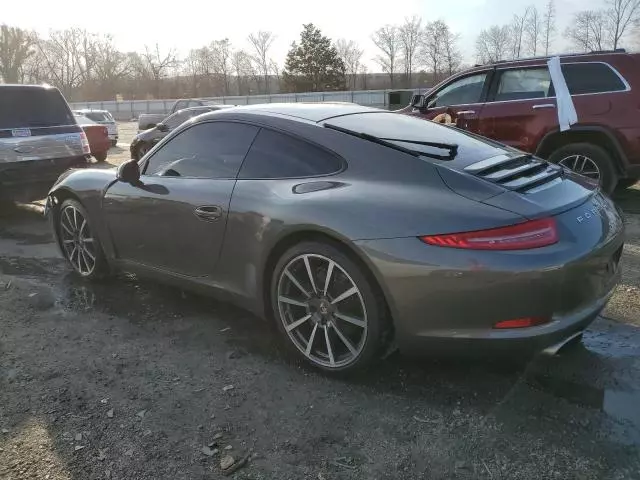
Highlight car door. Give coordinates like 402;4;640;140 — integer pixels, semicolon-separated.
103;121;259;277
416;71;492;134
478;66;558;153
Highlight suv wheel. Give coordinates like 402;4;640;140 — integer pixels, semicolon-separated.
548;143;617;194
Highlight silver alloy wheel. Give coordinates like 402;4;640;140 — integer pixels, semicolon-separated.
59;205;97;276
558;154;601;181
277;254;368;369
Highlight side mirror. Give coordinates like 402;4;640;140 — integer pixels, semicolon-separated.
117;159;141;184
156;122;169;132
410;94;425;108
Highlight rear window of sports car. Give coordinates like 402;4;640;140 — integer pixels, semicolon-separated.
0;87;75;129
325;112;504;160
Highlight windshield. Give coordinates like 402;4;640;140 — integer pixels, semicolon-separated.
325;112;506;163
0;87;75;129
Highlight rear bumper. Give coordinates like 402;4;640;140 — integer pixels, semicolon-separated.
0;156;90;202
354;193;624;358
392;291;611;357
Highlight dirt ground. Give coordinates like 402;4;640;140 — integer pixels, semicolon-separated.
1;124;640;479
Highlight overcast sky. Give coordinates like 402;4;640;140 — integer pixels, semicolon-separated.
4;0;613;68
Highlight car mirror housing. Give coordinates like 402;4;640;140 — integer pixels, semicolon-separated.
117;159;141;184
410;94;425;108
156;123;169;132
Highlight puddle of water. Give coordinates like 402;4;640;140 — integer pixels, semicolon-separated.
528;374;640;437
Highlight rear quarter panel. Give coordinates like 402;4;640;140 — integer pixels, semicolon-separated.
213;122;526;317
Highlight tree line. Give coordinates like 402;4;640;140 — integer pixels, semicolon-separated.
476;0;639;64
0;0;638;102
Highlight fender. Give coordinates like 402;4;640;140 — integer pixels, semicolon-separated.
535;125;630;170
47;168;119;262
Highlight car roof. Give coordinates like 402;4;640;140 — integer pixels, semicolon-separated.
201;102;379;123
467;50;631;72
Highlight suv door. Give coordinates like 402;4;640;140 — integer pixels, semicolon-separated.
415;71;492;134
478;66;557;152
103;121;259;277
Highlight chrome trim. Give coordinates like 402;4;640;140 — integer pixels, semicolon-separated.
532;104;555;109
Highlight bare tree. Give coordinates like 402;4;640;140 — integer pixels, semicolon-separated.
247;31;275;94
476;25;512;64
0;25;36;83
421;20;447;83
231;49;253;95
93;35;131;84
511;8;531;59
565;11;609;52
399;15;422;87
360;64;368;90
37;29;87;97
371;25;401;87
607;0;640;49
442;26;462;76
211;39;232;95
525;6;542;56
335;39;363;90
543;0;556;55
141;43;178;98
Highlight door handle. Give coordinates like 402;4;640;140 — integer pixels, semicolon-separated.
194;205;222;221
456;110;476;115
532;104;555;109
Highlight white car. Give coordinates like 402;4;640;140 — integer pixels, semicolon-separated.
73;109;118;147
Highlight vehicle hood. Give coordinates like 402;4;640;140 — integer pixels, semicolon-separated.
135;127;164;142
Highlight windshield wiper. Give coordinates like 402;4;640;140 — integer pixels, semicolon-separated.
324;123;458;161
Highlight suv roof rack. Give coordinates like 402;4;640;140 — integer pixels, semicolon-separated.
488;49;628;66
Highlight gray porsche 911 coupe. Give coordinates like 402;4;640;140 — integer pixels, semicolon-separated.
45;103;624;372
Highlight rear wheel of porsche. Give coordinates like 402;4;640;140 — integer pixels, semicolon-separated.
57;199;109;280
271;241;390;373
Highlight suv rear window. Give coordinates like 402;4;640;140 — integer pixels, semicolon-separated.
0;87;74;130
562;63;626;95
84;112;111;122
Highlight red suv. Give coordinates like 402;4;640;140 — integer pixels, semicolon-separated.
402;50;640;193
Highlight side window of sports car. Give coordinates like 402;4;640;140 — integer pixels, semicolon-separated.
144;122;259;179
239;128;343;179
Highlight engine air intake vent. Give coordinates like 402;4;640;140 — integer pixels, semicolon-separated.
465;154;563;193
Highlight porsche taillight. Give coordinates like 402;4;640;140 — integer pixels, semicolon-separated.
420;218;558;251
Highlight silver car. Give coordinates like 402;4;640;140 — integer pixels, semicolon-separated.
1;85;90;203
73;109;118;147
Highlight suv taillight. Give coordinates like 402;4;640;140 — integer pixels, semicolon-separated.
420;218;558;250
80;131;91;154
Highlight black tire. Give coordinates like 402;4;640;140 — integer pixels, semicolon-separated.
94;152;108;163
57;199;109;280
547;143;617;194
616;177;639;190
270;241;391;373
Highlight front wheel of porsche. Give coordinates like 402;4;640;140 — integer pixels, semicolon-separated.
57;199;109;280
271;241;391;373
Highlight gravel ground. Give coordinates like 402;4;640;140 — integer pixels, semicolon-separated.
1;125;639;479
